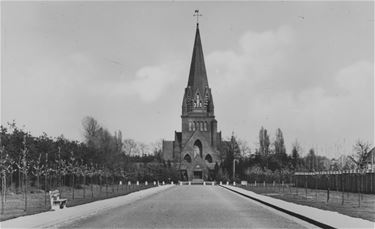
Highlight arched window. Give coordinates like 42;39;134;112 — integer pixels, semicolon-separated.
194;92;202;108
184;154;192;163
193;140;203;158
205;154;213;163
192;122;196;131
200;121;203;131
204;122;207;131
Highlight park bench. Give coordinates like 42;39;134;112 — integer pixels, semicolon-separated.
49;190;67;210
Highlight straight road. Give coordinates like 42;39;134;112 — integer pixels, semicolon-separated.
62;185;310;228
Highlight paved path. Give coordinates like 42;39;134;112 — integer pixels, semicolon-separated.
62;185;311;228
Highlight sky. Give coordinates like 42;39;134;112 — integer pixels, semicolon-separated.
1;1;374;158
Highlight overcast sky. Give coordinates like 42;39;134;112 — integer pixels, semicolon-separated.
2;1;374;158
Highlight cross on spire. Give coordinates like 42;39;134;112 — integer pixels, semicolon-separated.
194;10;202;25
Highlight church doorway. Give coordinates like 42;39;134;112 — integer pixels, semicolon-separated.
193;170;203;179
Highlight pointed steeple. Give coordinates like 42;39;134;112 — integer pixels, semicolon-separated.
182;22;214;117
187;23;209;95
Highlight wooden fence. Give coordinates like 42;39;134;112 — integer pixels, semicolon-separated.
294;170;375;194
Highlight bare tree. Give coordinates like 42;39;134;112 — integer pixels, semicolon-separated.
1;146;14;214
291;140;302;170
237;139;251;158
305;148;317;171
31;153;44;190
80;161;89;199
138;143;149;156
349;140;371;169
55;147;68;187
68;151;78;199
123;139;138;156
114;130;123;155
19;136;30;211
151;140;163;162
274;128;286;156
87;163;96;198
150;140;162;154
259;126;270;156
82;116;101;145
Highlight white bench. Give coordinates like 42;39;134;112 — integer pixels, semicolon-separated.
49;190;67;210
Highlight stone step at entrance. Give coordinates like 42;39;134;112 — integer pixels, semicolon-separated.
191;179;204;184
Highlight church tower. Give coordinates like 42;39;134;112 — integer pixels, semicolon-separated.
162;21;222;181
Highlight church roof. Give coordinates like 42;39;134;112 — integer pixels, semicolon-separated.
187;23;209;95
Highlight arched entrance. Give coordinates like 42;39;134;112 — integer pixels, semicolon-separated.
193;165;203;180
193;170;203;179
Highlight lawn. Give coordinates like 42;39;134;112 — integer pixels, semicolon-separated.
0;183;155;221
239;183;375;222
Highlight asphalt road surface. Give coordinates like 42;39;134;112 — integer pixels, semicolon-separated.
62;185;311;228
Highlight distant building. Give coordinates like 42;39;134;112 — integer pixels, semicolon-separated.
162;22;225;181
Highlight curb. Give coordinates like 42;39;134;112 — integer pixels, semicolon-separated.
220;185;335;229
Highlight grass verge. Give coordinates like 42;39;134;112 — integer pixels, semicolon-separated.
238;184;375;222
0;184;155;221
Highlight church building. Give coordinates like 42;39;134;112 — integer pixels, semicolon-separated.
162;22;223;181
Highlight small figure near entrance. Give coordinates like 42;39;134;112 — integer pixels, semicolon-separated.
193;140;203;158
193;145;200;158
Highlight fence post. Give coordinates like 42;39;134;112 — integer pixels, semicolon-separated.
347;172;350;198
305;175;308;198
315;174;318;200
370;169;375;194
296;175;298;195
106;175;108;197
24;171;28;212
341;171;344;205
358;173;361;207
1;172;5;214
361;173;364;200
372;171;374;194
72;174;75;200
44;173;47;208
112;176;115;193
91;177;94;199
326;174;330;203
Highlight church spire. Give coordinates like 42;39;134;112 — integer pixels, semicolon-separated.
187;22;209;95
182;15;214;117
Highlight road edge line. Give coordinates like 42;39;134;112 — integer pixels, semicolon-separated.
219;185;335;229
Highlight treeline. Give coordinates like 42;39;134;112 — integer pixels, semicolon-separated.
1;119;371;187
216;127;372;182
0;118;175;194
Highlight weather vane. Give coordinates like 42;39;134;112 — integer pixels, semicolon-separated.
194;10;202;24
